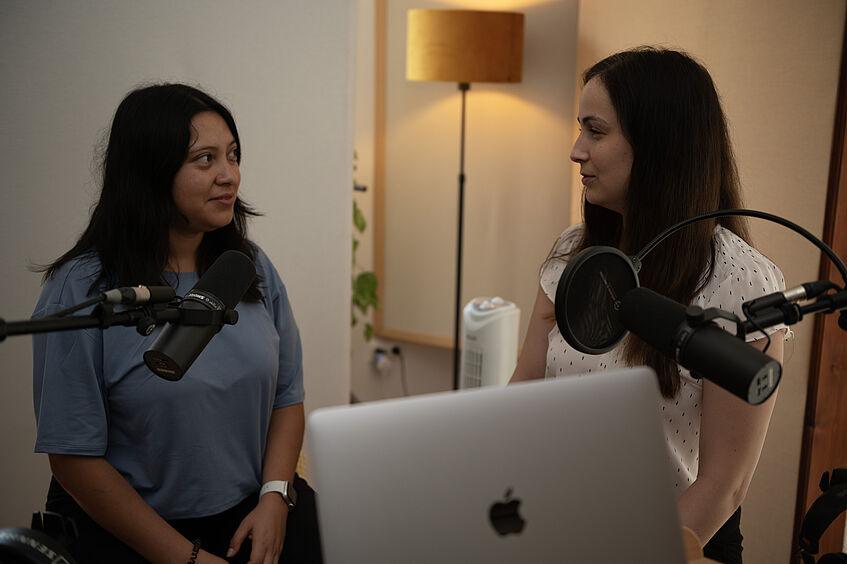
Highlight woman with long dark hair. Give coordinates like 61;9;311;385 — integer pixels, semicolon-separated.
32;84;321;563
511;48;787;563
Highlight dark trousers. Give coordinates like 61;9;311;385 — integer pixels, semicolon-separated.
702;507;743;564
45;475;323;563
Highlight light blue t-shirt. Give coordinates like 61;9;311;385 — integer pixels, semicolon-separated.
32;246;304;520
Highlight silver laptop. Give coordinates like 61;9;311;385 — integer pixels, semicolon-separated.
307;367;686;563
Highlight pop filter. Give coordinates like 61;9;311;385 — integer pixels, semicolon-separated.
554;246;639;354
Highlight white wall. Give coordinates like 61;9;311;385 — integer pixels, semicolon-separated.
0;0;353;527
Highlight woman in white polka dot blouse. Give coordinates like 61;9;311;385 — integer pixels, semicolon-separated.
511;47;788;564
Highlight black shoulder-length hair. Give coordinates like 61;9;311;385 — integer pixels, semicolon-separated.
39;83;262;301
567;47;750;398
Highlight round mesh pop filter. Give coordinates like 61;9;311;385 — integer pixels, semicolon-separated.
554;246;639;354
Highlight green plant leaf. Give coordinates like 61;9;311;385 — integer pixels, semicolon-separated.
353;272;379;309
353;200;366;233
354;299;370;315
352;293;366;313
351;177;378;341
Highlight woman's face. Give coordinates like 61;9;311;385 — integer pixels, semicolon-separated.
171;111;240;236
570;77;633;216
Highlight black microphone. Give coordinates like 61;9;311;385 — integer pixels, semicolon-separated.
143;250;256;381
619;287;781;405
102;285;176;305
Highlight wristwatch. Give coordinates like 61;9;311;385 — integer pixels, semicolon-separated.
260;480;297;511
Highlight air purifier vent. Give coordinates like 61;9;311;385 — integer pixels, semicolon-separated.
459;297;520;389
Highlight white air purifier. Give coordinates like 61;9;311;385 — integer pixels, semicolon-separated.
460;297;520;389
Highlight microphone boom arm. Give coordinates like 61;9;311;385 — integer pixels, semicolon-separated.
0;301;238;342
634;209;847;287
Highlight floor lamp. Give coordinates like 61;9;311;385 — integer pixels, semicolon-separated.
406;9;524;389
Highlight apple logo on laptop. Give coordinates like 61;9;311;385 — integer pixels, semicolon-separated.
488;488;525;536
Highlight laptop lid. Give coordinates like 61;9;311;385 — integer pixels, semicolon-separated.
307;367;686;563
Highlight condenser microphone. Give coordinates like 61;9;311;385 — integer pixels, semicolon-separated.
143;250;256;381
743;280;838;314
619;287;781;405
103;285;176;305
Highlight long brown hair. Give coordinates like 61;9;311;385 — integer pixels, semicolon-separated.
567;47;749;398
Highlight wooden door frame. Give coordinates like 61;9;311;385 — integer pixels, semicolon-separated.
791;4;847;560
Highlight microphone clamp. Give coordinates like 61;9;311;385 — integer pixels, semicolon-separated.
175;307;239;327
131;303;239;336
674;305;744;368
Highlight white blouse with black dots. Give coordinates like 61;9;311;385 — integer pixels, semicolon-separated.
540;223;789;497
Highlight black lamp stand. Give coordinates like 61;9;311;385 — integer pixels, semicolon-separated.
452;82;470;390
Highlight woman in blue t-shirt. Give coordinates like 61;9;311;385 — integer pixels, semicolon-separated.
32;84;321;563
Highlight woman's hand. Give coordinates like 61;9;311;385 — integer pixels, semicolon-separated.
48;454;216;564
227;494;289;564
230;403;303;562
196;549;229;564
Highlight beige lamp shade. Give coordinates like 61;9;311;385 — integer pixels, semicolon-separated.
406;9;524;83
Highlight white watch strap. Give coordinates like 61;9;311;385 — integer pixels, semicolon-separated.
260;480;296;510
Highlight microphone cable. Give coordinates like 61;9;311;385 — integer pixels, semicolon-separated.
394;345;409;397
47;295;105;318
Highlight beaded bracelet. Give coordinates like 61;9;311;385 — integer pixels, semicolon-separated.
187;539;201;564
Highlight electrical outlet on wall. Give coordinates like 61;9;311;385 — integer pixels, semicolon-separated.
372;346;392;374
